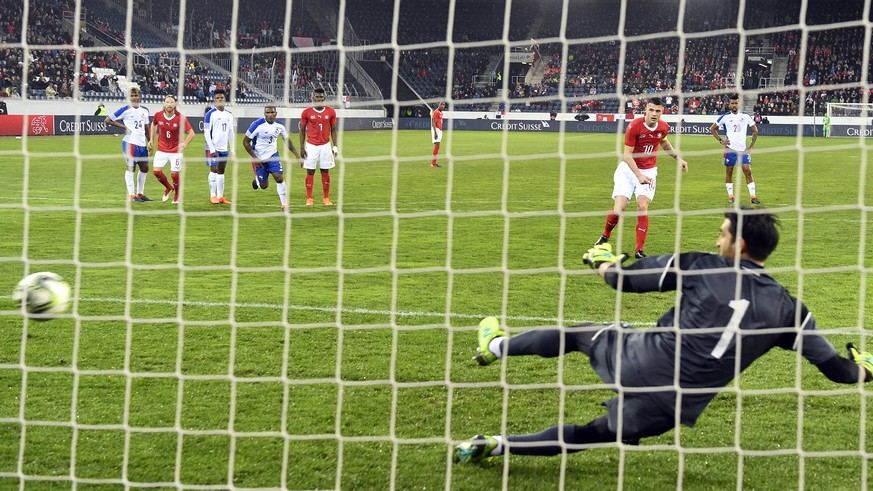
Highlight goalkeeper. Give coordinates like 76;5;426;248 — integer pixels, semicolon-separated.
456;210;872;463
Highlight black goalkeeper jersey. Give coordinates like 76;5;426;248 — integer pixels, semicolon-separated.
592;252;840;426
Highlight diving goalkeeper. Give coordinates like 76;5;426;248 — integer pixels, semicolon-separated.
456;210;872;463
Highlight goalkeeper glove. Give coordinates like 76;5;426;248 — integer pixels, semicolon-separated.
582;244;629;269
847;343;873;378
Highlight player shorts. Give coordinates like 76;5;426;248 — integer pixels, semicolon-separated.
303;142;336;170
586;323;684;440
254;152;283;184
206;150;229;167
121;141;148;166
432;127;443;144
612;161;657;202
601;394;677;442
153;151;183;172
723;150;752;166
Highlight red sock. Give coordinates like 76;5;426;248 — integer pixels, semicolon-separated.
321;171;330;199
305;174;314;199
603;212;620;237
432;146;439;165
153;170;172;191
171;172;180;198
635;215;649;252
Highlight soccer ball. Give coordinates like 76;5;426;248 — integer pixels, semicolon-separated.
12;272;72;320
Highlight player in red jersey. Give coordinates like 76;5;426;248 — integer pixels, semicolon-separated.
431;101;445;168
148;95;195;204
594;97;688;258
299;87;338;206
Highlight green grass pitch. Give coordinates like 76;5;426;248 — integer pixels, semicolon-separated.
1;129;872;490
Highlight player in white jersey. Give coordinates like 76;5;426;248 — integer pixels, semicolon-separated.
243;106;303;211
710;94;760;204
104;85;153;202
204;89;235;204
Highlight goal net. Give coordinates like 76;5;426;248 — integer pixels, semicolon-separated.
826;102;873;138
2;0;872;489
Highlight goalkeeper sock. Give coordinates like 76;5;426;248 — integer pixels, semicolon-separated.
321;171;330;199
603;212;620;237
125;169;135;195
635;215;649;252
726;183;734;197
208;172;217;197
488;337;505;359
153;170;172;191
747;182;756;197
305;174;314;199
490;436;504;456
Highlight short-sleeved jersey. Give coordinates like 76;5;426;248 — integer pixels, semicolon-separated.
624;117;669;169
432;108;443;130
204;108;234;153
153;111;193;153
716;111;755;152
591;252;839;427
300;106;336;145
245;118;287;160
110;105;150;146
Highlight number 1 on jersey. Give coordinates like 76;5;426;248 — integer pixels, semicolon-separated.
710;299;750;359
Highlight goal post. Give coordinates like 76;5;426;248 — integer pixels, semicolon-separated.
825;102;873;138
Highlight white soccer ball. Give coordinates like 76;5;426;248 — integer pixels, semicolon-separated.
12;272;72;320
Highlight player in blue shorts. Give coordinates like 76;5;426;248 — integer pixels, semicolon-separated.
104;85;152;202
243;106;303;210
204;90;235;204
710;94;760;204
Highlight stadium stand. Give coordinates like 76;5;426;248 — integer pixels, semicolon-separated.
0;0;869;117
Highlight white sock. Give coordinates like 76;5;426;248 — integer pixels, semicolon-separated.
277;182;287;205
208;172;217;197
725;183;734;197
489;337;505;359
491;436;504;456
217;174;225;198
125;170;135;195
136;171;147;195
747;182;756;197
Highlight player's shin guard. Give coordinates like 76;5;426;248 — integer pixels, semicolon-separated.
321;171;330;199
217;174;226;198
276;182;287;206
603;212;620;237
153;170;172;191
125;170;135;195
208;172;217;197
635;215;649;252
305;174;314;199
136;170;147;195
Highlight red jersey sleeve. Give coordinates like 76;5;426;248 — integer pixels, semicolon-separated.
300;109;310;129
624;119;639;147
183;115;193;132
